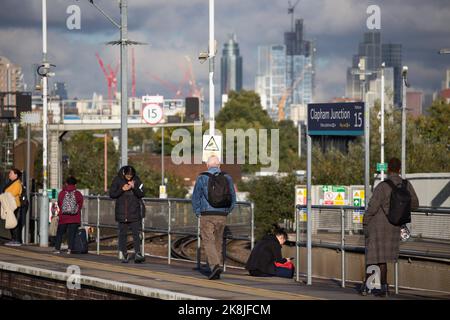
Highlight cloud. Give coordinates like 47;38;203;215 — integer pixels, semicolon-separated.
0;0;448;102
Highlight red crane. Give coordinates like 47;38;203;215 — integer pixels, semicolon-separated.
95;52;119;107
184;56;202;98
150;74;184;98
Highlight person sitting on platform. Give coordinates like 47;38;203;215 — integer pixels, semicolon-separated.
245;227;294;278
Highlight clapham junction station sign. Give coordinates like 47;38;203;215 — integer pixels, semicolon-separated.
307;102;365;136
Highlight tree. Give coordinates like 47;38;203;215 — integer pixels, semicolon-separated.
130;159;188;198
240;174;297;239
62;131;119;194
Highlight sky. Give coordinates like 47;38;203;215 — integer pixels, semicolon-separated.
1;0;449;105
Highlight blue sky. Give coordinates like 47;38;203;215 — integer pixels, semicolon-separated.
1;0;449;104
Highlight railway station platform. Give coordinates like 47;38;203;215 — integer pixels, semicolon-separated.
0;244;448;301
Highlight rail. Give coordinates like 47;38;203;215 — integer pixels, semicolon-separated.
295;204;450;293
29;194;254;269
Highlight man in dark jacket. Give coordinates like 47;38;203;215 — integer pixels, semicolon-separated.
192;155;236;280
109;166;145;263
361;157;419;297
245;228;294;278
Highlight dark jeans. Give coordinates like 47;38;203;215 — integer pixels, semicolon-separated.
249;266;294;279
10;207;25;243
55;223;80;251
118;220;142;256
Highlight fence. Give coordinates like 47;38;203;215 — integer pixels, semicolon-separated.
295;204;450;293
30;194;254;268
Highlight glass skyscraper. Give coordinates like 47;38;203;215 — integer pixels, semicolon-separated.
255;19;315;121
382;43;402;107
346;31;402;107
220;34;243;96
284;19;315;119
255;45;286;120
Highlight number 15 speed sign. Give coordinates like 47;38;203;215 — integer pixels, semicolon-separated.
142;103;163;125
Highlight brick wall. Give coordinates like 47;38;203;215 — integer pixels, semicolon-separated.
0;270;148;300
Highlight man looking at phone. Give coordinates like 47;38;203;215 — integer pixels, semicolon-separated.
245;228;294;278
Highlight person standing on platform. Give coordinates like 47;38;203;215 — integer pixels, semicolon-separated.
3;168;23;246
54;176;83;254
361;157;419;297
110;165;145;264
192;155;236;280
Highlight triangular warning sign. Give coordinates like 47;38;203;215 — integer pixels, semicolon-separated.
336;193;343;201
354;191;360;198
204;136;219;151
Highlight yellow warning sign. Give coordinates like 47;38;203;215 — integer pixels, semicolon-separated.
202;135;222;162
336;193;343;201
353;191;360;198
205;136;220;151
299;210;307;222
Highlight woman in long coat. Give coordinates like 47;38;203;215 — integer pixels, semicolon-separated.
362;158;419;296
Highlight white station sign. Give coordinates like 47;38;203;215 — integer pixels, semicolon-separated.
142;95;164;125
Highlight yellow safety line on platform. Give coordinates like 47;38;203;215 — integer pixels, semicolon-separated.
0;247;321;300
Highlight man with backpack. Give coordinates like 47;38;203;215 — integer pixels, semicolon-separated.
192;155;236;280
54;176;84;254
361;157;419;297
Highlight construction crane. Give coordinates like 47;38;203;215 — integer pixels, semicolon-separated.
150;74;184;98
184;55;202;99
287;0;301;107
277;70;307;121
95;53;119;106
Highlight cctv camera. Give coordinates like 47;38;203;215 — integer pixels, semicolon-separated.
198;52;209;64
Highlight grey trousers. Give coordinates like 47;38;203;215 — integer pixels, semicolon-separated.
200;215;226;268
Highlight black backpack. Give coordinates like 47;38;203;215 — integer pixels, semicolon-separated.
384;179;412;226
201;172;232;208
71;228;88;254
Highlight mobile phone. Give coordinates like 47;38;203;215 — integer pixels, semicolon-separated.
289;257;295;260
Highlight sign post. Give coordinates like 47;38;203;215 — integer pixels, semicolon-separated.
142;96;166;198
305;102;365;285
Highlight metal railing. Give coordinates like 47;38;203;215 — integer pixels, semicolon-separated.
30;194;254;269
295;204;450;293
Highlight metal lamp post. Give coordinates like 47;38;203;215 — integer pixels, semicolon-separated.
39;0;49;247
198;0;216;136
88;0;145;168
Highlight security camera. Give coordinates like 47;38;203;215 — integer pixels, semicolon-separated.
198;52;209;64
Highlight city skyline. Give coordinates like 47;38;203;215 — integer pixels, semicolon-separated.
0;0;449;105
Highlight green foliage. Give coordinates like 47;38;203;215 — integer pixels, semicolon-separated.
216;90;303;173
62;131;119;195
241;174;297;239
130;159;188;198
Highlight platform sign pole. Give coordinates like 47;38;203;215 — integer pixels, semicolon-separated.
307;102;365;286
168;200;171;265
196;216;201;270
306;134;312;285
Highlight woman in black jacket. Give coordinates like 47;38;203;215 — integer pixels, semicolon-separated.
109;166;145;263
245;228;294;278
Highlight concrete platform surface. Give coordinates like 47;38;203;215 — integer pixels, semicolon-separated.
0;245;448;300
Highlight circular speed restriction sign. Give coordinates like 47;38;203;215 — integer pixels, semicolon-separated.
142;103;163;124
